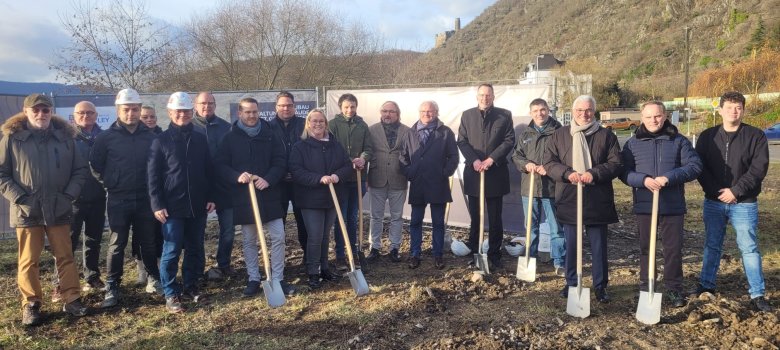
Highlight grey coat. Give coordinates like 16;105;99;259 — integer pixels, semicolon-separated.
512;118;562;198
368;121;409;190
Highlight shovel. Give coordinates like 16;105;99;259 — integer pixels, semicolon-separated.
444;176;454;248
329;183;370;296
356;168;368;272
473;171;490;274
567;182;590;318
516;172;537;282
636;189;662;325
248;182;286;308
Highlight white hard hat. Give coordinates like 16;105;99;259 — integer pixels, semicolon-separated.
115;88;142;105
167;91;193;110
451;239;471;257
505;241;524;257
444;234;453;253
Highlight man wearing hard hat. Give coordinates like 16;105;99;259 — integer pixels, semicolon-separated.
90;88;161;308
148;92;215;313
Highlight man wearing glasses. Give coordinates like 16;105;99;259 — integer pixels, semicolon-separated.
192;92;235;281
544;95;622;303
269;91;308;266
0;94;89;325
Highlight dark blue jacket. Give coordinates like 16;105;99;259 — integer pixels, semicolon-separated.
75;125;106;203
193;115;232;208
400;120;459;205
148;123;214;218
216;120;287;225
90;121;155;201
289;134;352;209
621;121;702;215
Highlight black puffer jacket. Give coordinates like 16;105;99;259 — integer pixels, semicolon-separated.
90;121;156;200
544;126;623;225
289;135;353;209
216;121;287;224
148;123;214;218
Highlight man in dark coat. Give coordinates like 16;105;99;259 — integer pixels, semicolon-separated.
192;92;235;280
148;92;215;313
544;95;622;303
71;101;107;291
400;101;459;269
216;97;294;297
512;98;565;276
621;101;702;308
0;94;89;326
268;91;308;262
457;83;515;269
694;91;771;312
90;88;161;308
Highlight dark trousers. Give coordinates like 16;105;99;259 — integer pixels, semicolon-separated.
70;199;106;282
215;207;235;269
301;208;336;275
105;197;160;286
637;214;684;293
281;181;307;256
467;195;504;262
563;224;609;290
409;203;446;258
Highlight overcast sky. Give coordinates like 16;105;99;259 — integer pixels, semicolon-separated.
0;0;494;83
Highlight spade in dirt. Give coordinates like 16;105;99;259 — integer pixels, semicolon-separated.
516;172;537;282
329;183;370;296
636;189;662;325
566;182;590;318
248;182;286;308
473;171;490;274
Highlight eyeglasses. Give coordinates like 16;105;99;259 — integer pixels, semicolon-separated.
276;104;294;109
75;111;96;116
308;120;326;124
381;109;399;114
574;108;595;114
30;107;51;114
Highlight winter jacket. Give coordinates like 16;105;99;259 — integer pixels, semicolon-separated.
328;114;373;183
148;123;214;218
216;120;287;225
512;117;562;198
151;126;163;134
0;113;88;227
368;121;410;190
621;121;702;215
90;121;156;201
193;114;232;208
544;125;622;225
399;120;459;205
696;123;769;203
75;125;106;203
289;135;353;209
269;115;306;159
457;106;515;197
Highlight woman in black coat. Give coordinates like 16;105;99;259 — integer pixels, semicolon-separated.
289;109;352;289
399;101;459;269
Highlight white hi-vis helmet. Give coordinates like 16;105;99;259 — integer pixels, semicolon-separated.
115;88;142;105
167;91;193;110
450;238;471;256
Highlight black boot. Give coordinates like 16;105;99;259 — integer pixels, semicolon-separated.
308;275;321;289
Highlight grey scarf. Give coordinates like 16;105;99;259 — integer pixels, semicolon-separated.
569;120;599;173
237;119;262;137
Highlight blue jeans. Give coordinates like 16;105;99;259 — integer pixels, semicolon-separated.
521;196;565;268
563;224;608;290
160;216;207;298
409;203;446;258
215;207;235;269
700;199;765;298
334;181;366;259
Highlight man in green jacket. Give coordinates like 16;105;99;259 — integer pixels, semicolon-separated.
329;93;373;270
0;94;89;326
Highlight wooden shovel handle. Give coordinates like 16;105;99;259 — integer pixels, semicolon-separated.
357;169;363;248
248;182;273;280
648;189;660;287
329;183;356;271
478;171;485;254
576;182;583;276
524;173;535;259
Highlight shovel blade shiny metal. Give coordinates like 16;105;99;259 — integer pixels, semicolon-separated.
515;256;537;282
474;253;490;275
566;286;590;319
262;280;286;308
347;269;370;297
636;291;662;325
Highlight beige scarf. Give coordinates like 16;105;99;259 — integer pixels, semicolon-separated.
569;120;599;173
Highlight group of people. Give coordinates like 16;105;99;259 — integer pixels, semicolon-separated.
0;85;771;327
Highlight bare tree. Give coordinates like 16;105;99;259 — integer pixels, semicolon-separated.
187;2;247;90
51;0;172;92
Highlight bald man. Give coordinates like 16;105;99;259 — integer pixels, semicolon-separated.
71;101;107;291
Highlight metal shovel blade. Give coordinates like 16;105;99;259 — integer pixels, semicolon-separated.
636;291;662;325
262;280;286;308
566;286;591;318
515;256;537;282
347;269;370;297
474;253;490;274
